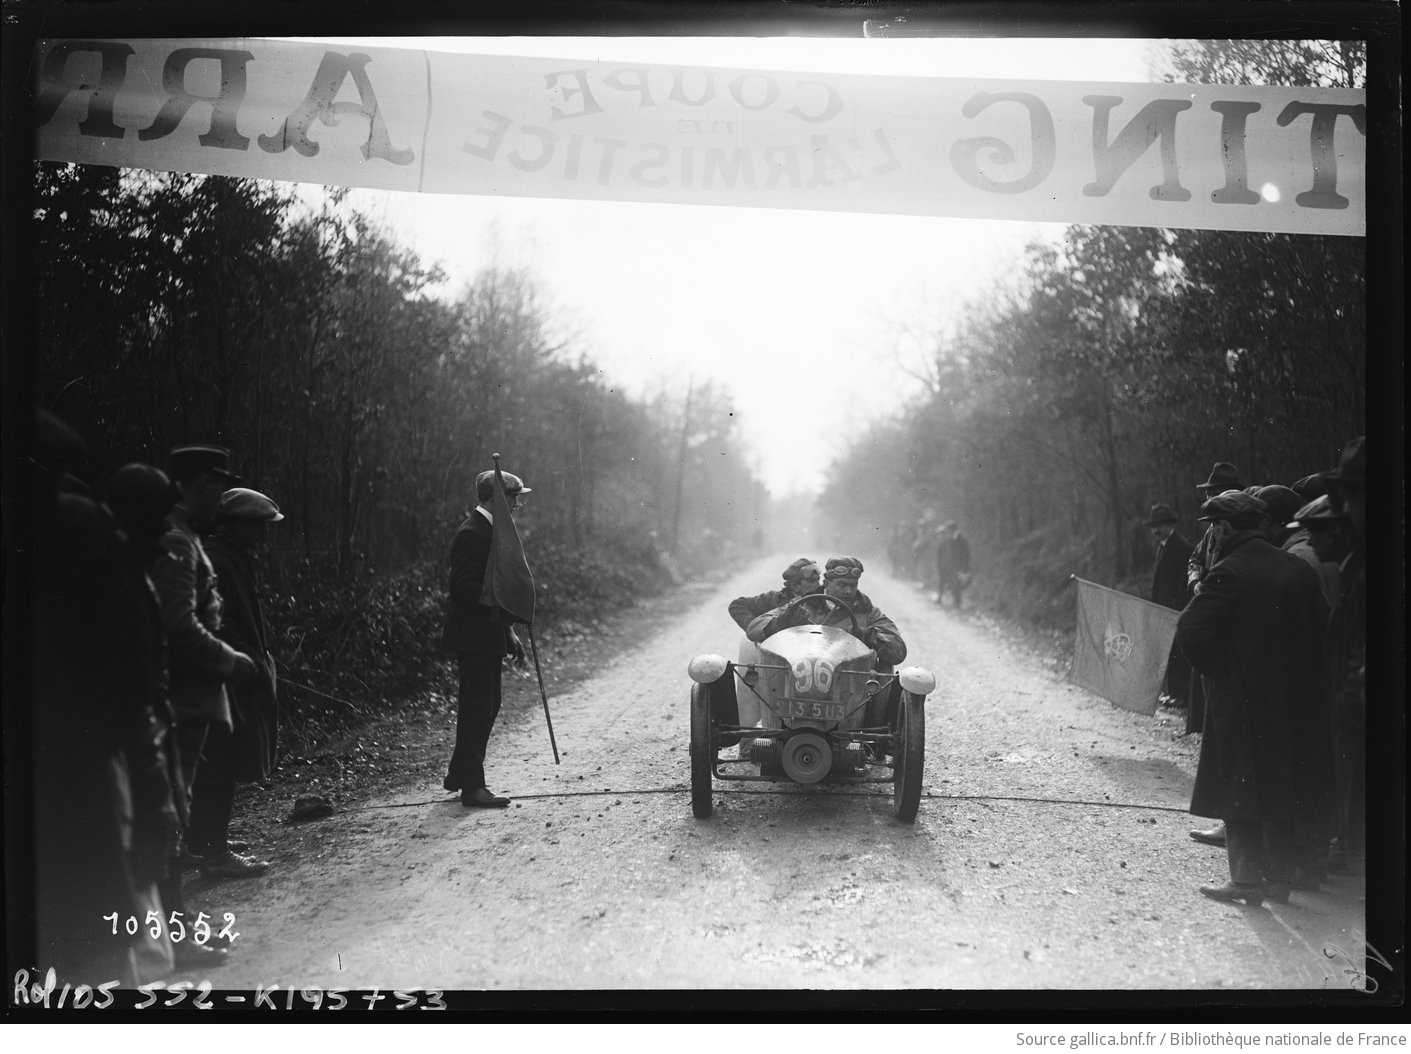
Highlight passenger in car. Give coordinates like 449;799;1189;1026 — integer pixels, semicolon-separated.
727;557;821;629
745;556;907;667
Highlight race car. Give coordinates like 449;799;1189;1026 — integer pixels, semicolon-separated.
686;593;936;822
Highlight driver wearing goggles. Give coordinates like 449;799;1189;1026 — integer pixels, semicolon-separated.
746;556;907;667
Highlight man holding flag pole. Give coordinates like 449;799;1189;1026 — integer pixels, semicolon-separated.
440;455;556;808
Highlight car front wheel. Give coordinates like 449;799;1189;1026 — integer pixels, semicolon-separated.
689;683;714;818
892;690;925;822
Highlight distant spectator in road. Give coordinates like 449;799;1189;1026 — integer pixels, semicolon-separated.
151;446;261;878
935;522;971;610
1176;490;1331;906
194;488;285;881
1319;437;1366;876
728;557;821;630
1184;461;1245;740
1145;503;1194;710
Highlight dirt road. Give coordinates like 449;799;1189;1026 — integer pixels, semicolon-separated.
193;558;1368;992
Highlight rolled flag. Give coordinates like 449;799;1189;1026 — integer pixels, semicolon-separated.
479;456;536;626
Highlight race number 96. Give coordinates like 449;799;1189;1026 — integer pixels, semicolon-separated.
791;657;834;693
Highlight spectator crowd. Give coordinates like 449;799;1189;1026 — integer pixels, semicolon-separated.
1145;440;1367;905
28;410;284;985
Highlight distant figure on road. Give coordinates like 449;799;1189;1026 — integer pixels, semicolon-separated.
935;522;971;609
1176;490;1331;906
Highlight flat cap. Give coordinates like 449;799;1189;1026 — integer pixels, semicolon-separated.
475;469;531;500
1198;489;1267;525
1253;485;1302;528
218;487;284;521
1290;494;1348;528
782;557;820;583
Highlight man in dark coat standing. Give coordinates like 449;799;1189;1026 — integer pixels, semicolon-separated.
1183;462;1245;743
196;487;284;879
1176;490;1331;905
441;469;531;807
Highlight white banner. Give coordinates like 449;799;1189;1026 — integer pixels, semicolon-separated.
33;38;1366;235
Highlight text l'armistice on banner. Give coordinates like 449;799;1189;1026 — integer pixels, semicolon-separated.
33;38;1365;236
1070;578;1181;717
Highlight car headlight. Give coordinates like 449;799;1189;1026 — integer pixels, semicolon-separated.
688;653;730;683
898;666;936;695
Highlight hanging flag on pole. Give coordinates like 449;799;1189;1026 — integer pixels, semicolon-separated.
1069;576;1180;716
480;454;536;626
480;453;558;763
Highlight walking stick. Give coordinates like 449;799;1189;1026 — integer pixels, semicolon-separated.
526;624;560;764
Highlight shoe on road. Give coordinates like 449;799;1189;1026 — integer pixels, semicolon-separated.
461;787;510;808
1190;822;1227;846
1199;880;1288;906
200;850;271;881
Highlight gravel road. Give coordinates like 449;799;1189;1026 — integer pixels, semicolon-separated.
192;558;1368;993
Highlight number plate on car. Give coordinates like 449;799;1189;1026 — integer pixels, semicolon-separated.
783;699;845;722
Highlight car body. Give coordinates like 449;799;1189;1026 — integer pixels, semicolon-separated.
687;595;936;821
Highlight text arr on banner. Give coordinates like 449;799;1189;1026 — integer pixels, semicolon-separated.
1069;577;1180;717
31;37;1366;236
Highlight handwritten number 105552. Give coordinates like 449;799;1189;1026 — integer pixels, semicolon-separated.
103;910;238;945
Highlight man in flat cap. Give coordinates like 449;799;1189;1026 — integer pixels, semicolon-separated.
194;488;286;879
728;558;822;631
1175;490;1331;905
1319;437;1366;874
728;558;822;737
150;446;261;886
440;468;531;808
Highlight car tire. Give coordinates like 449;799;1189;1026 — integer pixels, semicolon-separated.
689;682;714;819
892;690;925;822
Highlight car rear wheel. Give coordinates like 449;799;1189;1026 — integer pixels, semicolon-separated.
892;690;925;822
689;683;714;818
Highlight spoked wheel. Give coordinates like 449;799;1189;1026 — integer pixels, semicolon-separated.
892;690;926;822
689;683;715;818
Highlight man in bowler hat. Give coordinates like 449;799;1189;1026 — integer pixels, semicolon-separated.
441;469;531;807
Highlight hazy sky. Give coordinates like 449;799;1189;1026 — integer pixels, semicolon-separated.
310;36;1157;496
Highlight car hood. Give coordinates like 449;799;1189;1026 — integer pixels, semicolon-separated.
760;624;872;669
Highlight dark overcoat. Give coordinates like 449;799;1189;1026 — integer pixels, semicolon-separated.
440;511;514;657
1176;530;1331;821
201;530;279;783
1150;531;1193;610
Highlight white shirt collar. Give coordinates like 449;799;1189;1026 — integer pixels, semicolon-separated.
475;506;493;525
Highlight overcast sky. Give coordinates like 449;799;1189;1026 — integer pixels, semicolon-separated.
308;36;1158;496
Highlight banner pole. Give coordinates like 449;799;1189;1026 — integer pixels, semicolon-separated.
527;625;560;765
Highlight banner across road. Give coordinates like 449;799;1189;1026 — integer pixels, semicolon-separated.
32;38;1366;235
